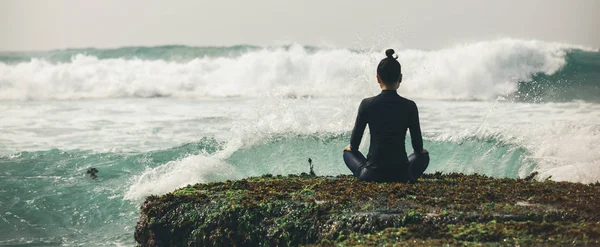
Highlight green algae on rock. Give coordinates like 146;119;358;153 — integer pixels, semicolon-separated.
134;173;600;246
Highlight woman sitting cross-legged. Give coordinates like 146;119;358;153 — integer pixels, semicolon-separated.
343;49;429;182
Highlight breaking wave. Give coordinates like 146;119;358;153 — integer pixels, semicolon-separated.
1;39;597;102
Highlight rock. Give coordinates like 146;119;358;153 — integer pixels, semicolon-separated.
135;172;600;246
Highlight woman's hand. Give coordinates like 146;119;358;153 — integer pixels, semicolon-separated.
344;144;351;152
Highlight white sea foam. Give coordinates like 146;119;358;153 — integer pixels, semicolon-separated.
124;137;245;200
123;151;240;200
0;39;585;101
120;99;600;201
425;100;600;183
523;113;600;183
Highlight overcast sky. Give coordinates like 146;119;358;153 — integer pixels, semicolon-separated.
1;0;598;51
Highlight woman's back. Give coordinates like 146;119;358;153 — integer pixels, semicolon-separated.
351;90;422;172
344;48;428;182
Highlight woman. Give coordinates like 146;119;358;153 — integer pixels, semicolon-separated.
343;49;429;182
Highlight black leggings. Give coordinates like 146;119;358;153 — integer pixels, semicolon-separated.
343;150;429;182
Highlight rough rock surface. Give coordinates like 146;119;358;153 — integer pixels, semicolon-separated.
135;172;600;246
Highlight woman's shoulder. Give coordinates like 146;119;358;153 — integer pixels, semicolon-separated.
358;96;377;111
397;96;419;108
362;95;377;102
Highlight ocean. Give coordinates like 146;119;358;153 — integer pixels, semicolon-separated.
0;39;599;245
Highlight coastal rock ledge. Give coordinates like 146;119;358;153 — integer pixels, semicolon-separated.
135;173;600;246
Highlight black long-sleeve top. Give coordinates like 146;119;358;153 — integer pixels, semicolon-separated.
350;90;423;171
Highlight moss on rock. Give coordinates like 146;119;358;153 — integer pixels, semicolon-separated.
135;172;600;246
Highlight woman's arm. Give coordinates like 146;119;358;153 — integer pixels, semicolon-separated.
409;102;425;154
348;99;368;151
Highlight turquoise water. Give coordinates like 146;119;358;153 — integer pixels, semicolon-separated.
0;132;534;245
1;39;599;245
0;140;222;245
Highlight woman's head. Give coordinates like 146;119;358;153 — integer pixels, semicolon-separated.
376;49;402;87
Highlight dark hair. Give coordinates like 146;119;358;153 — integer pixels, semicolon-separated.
377;49;401;84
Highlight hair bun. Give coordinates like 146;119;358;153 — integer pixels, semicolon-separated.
385;49;397;59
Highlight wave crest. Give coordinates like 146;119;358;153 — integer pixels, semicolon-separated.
0;39;597;101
